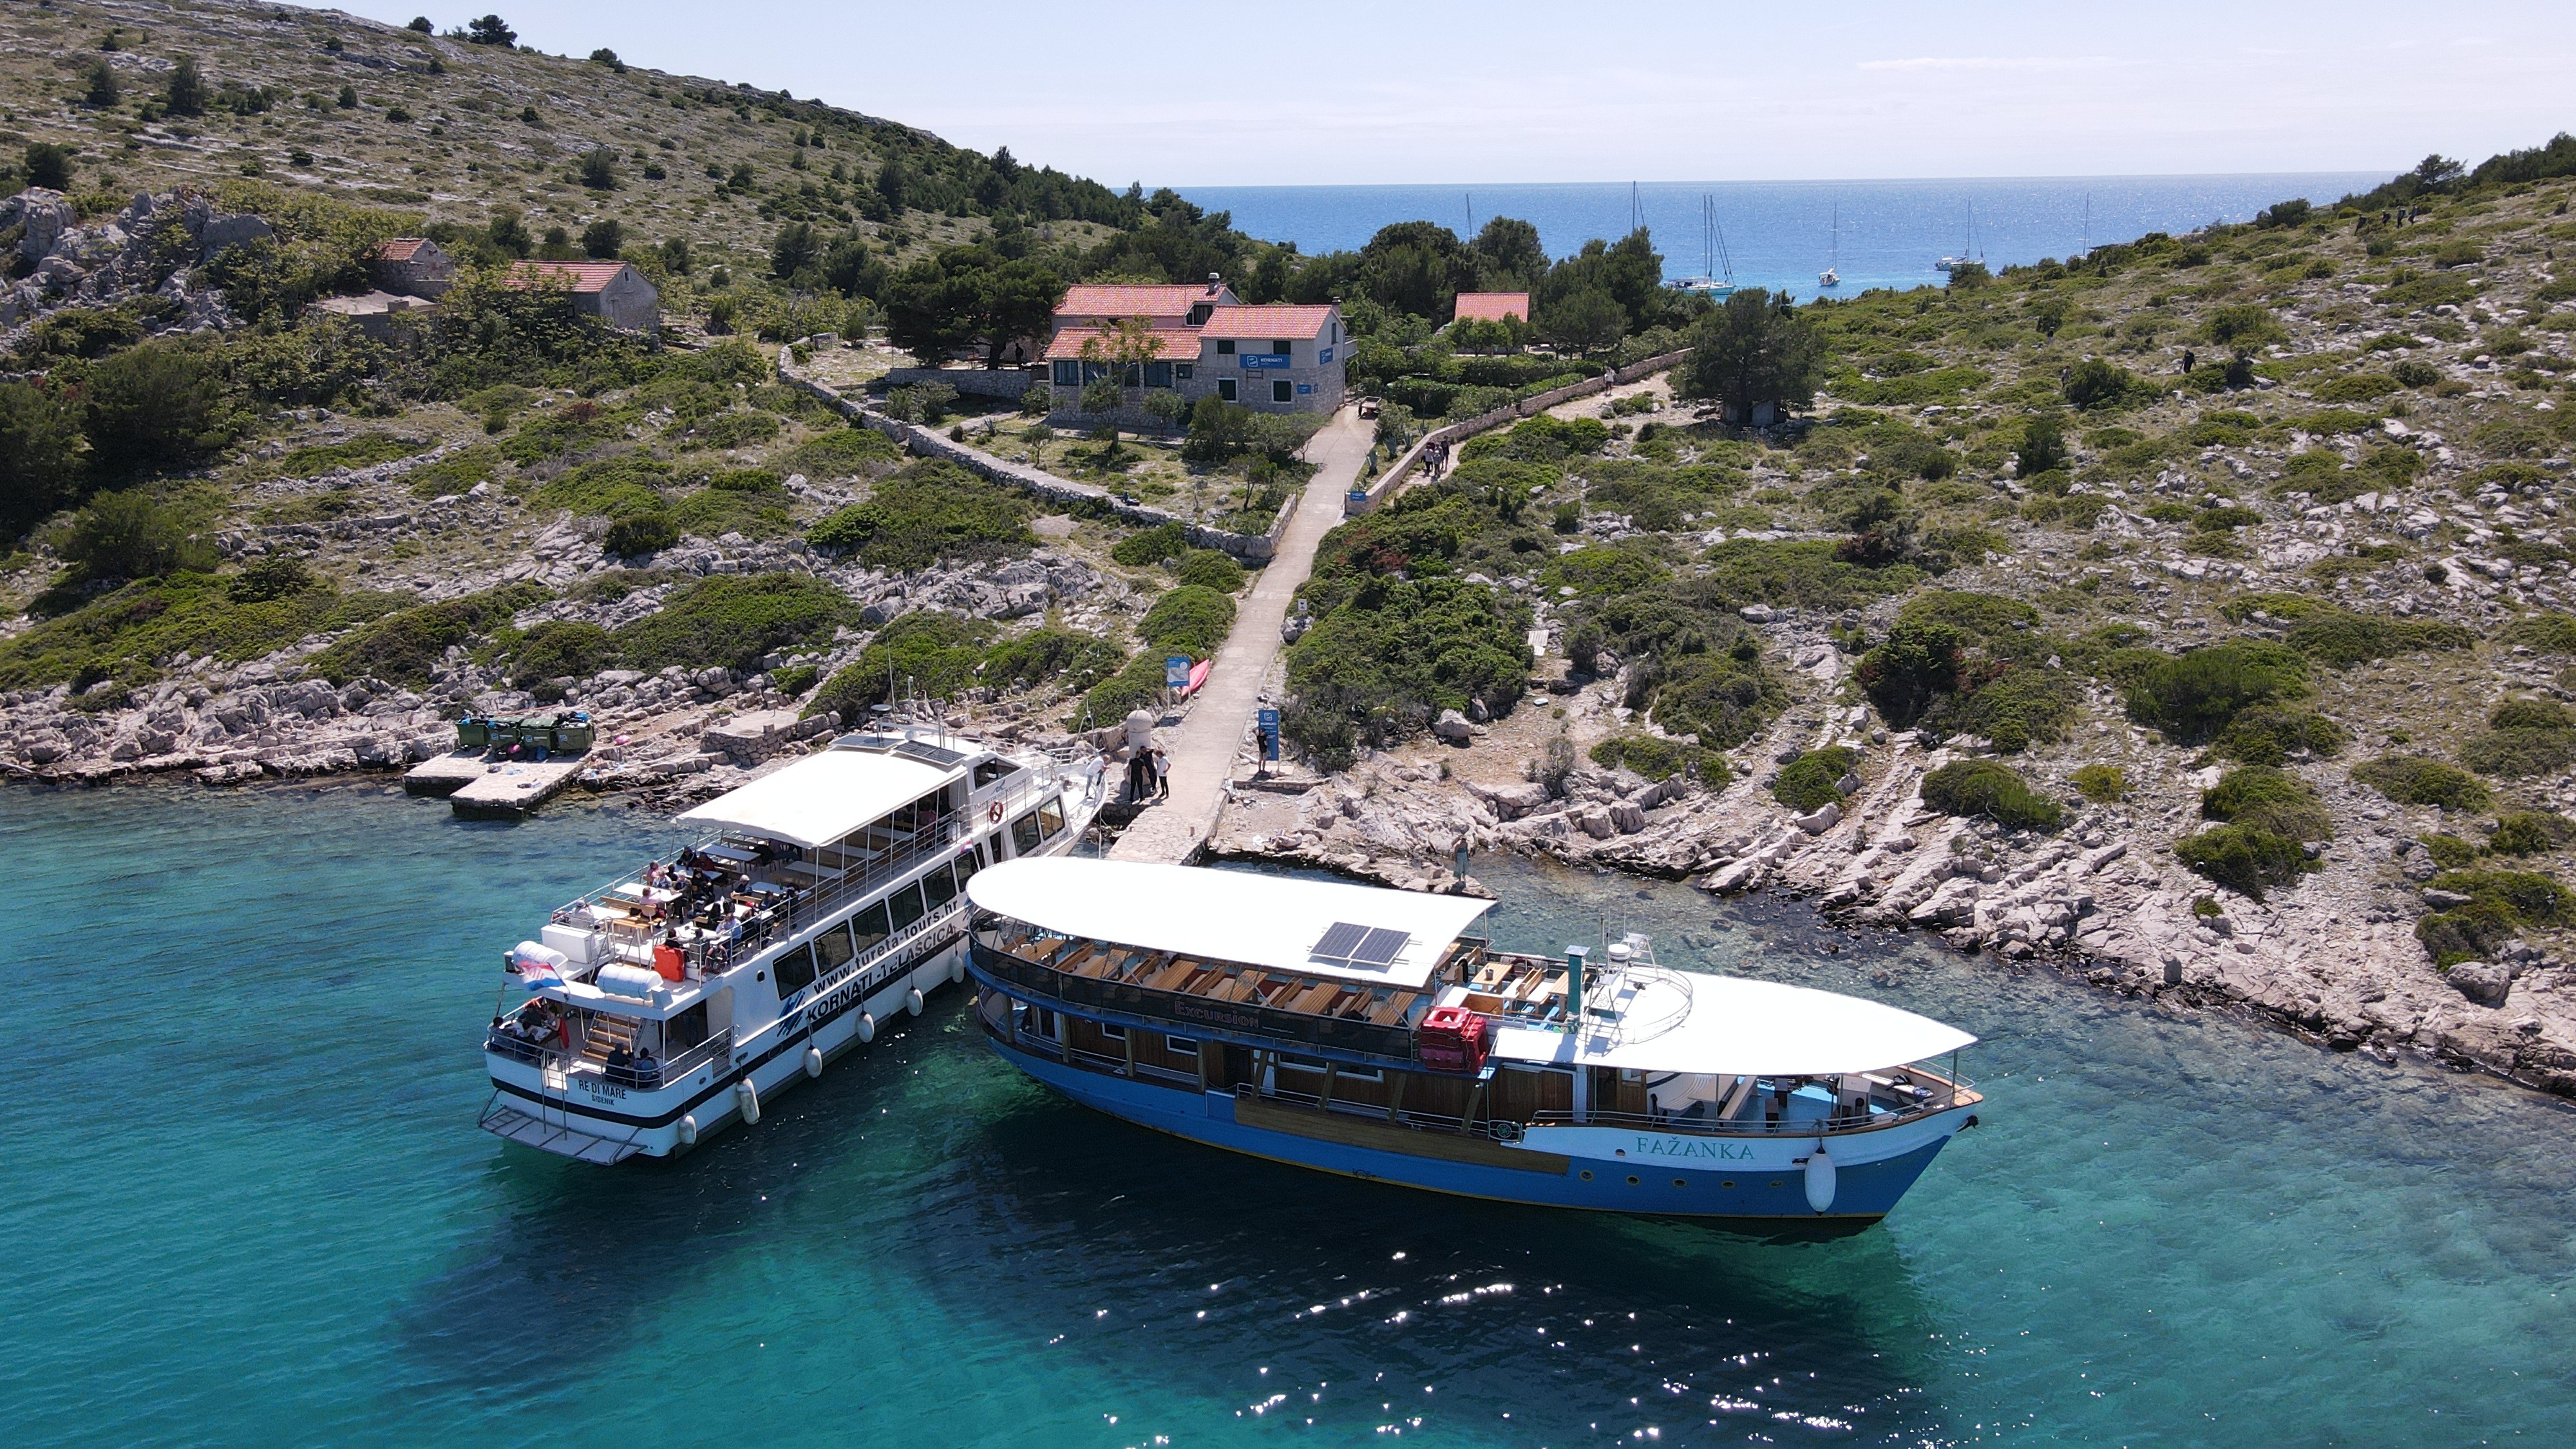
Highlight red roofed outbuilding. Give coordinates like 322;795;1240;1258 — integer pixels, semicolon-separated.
1450;292;1528;325
369;237;455;298
504;260;661;335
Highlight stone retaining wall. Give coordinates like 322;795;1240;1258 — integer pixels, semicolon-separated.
1348;348;1691;515
881;366;1034;399
780;358;1296;562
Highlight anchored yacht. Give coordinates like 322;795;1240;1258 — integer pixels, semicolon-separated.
965;860;1981;1230
479;724;1104;1163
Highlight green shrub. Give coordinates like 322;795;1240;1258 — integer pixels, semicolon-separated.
982;628;1127;694
804;460;1032;570
506;620;608;683
1647;649;1785;748
1171;549;1246;593
2490;697;2573;731
2064;358;2149;412
2502;613;2576;654
603;511;678;556
1542;541;1674;599
781;426;900;480
2210;705;2349;765
1772;746;1858;813
2490;811;2576;857
1110;521;1191;567
611;574;853;674
1945;665;2081;753
2123;640;2311;743
2424;833;2483;871
309;582;550;685
80;339;242;478
2351;755;2490;810
226;554;315;603
1589;734;1731;786
1072;650;1168;729
2201;766;2332;842
1703;538;1922;614
1282;576;1530;768
770;662;819;698
1920;759;2063;830
2416;868;2575;965
1139;585;1236;658
2459;728;2576;777
1857;618;1962;727
808;612;996;719
53;491;216;582
2070;763;2127;802
2176;824;2313;901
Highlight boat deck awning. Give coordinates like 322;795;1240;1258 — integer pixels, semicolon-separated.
967;859;1494;989
1490;972;1976;1077
676;748;959;850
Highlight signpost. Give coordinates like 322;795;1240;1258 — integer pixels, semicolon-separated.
1164;656;1191;696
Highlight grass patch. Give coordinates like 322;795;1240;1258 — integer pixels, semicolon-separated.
2123;640;2311;744
309;582;550;686
2351;755;2490;811
234;431;430;484
781;426;902;480
611;574;855;675
1590;734;1732;786
2070;763;2127;802
2201;766;2333;842
805;460;1033;571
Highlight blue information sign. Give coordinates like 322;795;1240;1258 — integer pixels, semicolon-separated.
1257;707;1281;761
1318;346;1334;364
1240;353;1290;370
1165;655;1191;689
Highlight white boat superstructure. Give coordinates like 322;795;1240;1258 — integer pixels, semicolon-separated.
478;723;1104;1163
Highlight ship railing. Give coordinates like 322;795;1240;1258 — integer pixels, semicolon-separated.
481;1026;732;1090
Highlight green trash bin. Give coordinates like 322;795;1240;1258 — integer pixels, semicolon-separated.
455;717;491;750
551;717;596;753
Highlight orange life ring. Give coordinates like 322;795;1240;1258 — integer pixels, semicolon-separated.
989;800;1005;823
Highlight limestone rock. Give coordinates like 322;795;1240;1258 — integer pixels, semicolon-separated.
2448;962;2512;1008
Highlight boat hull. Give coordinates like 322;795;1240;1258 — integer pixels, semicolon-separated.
988;1033;1967;1229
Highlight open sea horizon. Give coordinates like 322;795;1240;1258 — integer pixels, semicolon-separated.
1177;173;2391;303
8;780;2576;1444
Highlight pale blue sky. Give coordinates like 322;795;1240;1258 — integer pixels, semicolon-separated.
318;2;2575;187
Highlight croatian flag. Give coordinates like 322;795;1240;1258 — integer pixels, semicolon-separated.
511;941;567;992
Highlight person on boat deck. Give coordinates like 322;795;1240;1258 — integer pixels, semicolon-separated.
605;1043;633;1083
630;1044;659;1087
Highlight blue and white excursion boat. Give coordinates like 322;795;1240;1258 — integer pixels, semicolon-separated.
478;724;1103;1163
965;860;1981;1229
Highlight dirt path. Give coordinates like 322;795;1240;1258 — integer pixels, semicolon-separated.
1108;407;1372;863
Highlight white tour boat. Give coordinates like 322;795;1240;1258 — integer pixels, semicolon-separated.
478;724;1104;1163
966;860;1983;1231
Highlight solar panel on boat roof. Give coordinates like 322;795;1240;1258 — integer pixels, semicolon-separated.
1309;922;1368;963
1352;927;1410;967
893;741;967;767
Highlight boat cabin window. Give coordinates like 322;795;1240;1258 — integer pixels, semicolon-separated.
851;899;891;953
972;760;1023;789
956;844;985;883
1010;811;1043;857
667;1001;710;1051
815;919;855;976
775;942;819;999
1038;799;1066;838
888;880;926;933
1099;1023;1127;1041
923;860;961;909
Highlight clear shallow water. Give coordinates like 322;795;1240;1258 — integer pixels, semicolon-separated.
6;782;2575;1446
1179;175;2389;303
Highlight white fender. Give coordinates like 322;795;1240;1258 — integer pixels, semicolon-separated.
905;987;925;1017
857;1012;876;1044
1803;1144;1837;1214
949;954;967;986
735;1077;761;1125
804;1045;824;1079
676;1113;698;1147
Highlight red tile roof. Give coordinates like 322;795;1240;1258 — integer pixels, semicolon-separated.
504;260;634;294
1451;292;1529;323
1056;284;1225;319
1042;327;1204;363
374;238;433;263
1197;304;1336;340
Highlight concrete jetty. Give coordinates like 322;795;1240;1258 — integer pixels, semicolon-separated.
403;750;588;819
1108;408;1370;865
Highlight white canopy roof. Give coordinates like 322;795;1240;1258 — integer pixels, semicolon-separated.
676;748;956;850
967;858;1495;989
1489;972;1976;1077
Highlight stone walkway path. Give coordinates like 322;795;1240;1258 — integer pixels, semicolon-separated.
1108;407;1372;863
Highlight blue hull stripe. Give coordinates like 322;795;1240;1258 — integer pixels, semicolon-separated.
992;1038;1952;1222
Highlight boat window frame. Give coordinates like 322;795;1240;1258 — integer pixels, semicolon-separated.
850;898;892;953
774;940;819;999
887;879;927;933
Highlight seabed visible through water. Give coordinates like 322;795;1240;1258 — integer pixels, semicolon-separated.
6;779;2574;1446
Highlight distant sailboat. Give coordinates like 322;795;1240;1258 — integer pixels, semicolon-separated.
1669;194;1737;298
1936;200;1980;273
1819;202;1842;289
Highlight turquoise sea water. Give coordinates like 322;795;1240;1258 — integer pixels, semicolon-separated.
8;781;2576;1446
1178;175;2390;303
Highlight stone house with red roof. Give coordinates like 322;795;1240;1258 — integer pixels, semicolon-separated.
368;238;455;298
504;260;661;335
1040;274;1343;422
